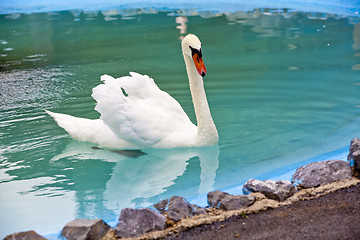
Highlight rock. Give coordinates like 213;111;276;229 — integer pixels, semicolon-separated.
153;199;169;214
243;179;296;202
219;194;255;210
167;196;193;222
193;207;207;215
207;190;229;208
292;160;352;188
207;190;255;210
348;138;360;159
353;151;360;174
154;197;206;218
348;138;360;175
115;208;166;238
4;230;47;240
191;205;207;216
61;219;110;240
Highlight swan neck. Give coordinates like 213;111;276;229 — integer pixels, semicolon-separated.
183;53;218;146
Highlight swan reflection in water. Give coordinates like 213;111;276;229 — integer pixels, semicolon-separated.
51;141;219;212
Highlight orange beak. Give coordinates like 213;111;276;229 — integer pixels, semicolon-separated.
192;53;207;77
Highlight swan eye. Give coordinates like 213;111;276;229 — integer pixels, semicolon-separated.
189;46;202;58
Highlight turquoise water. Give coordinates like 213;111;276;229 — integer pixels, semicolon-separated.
1;5;360;238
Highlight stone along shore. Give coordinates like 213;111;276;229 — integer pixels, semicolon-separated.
4;138;360;240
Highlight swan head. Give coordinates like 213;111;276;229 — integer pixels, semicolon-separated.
182;34;207;77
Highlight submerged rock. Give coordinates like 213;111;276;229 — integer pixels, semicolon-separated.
167;196;193;222
292;160;352;188
207;190;255;210
4;230;46;240
348;138;360;175
115;208;166;238
243;179;296;202
61;219;110;240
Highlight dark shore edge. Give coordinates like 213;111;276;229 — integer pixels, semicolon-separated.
4;138;360;240
123;177;360;240
158;182;360;240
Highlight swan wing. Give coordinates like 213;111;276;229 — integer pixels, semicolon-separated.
91;72;196;148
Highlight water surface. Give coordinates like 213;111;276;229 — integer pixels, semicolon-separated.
0;5;359;238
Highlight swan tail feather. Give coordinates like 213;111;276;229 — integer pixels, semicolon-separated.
46;110;126;148
45;110;97;141
46;110;138;148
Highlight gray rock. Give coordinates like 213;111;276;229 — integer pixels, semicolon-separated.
243;179;296;202
348;138;360;174
348;138;360;159
61;219;110;240
193;207;207;215
219;194;255;210
115;208;166;238
167;196;193;222
292;160;352;188
191;204;207;215
353;151;360;174
4;230;47;240
207;190;230;208
207;190;255;210
154;198;206;218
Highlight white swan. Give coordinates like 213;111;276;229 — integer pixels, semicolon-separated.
46;34;218;149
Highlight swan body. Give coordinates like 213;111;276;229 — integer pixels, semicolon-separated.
46;34;218;149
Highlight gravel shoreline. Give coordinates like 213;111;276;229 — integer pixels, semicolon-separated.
99;177;359;240
161;183;360;240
